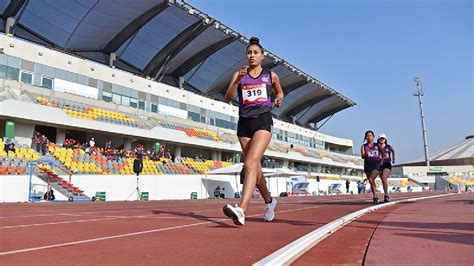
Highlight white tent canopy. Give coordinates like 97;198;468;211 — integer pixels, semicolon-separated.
206;163;277;175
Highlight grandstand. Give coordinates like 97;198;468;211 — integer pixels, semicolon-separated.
0;0;365;202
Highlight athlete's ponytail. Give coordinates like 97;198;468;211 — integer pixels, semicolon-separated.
247;36;263;53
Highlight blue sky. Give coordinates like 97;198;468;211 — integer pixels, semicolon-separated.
189;0;473;163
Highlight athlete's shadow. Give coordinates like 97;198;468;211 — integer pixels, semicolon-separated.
152;210;235;228
245;217;321;226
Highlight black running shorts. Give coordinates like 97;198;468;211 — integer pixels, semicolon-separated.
237;112;273;138
364;161;381;175
381;162;392;170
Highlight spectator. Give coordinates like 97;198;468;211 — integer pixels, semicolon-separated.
9;141;15;152
89;138;95;148
41;135;48;155
214;186;221;199
135;144;144;159
4;138;11;152
34;133;41;152
105;139;112;150
346;180;350;193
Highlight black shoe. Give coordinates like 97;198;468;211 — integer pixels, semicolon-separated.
384;195;390;203
373;198;379;204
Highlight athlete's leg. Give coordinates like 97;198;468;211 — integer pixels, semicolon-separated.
255;160;272;204
368;170;379;200
381;168;391;196
239;130;272;210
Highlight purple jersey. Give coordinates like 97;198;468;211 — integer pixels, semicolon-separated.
382;145;392;162
237;70;273;118
364;143;381;163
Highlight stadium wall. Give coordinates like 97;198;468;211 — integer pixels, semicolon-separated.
0;174;359;202
0;34;353;148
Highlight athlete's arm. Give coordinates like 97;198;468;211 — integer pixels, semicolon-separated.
360;144;366;159
225;66;248;103
271;72;284;107
391;146;396;164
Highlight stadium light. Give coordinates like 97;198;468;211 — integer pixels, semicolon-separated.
188;9;194;15
413;77;430;166
213;22;219;29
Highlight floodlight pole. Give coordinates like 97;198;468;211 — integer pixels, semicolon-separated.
413;77;430;166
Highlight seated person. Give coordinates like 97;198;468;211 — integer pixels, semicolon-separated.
214;186;221;199
220;187;226;199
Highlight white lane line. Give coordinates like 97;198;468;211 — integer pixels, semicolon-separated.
0;205;323;256
0;217;119;229
253;193;455;266
0;215;183;229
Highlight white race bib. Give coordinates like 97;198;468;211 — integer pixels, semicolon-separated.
368;150;379;157
242;84;268;105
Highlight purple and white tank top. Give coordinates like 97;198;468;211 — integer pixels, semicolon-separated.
237;70;273;118
364;143;381;163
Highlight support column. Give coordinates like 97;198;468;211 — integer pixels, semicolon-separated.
174;145;181;160
56;129;66;146
124;138;132;151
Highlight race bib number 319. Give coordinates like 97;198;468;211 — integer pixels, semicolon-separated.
242;84;268;105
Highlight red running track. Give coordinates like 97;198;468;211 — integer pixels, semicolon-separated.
0;192;466;265
294;192;473;265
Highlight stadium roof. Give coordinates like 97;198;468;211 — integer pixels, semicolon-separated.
403;135;474;167
0;0;356;127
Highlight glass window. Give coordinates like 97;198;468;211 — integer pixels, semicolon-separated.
102;91;112;103
6;66;19;81
112;93;121;105
6;56;20;68
55;69;67;80
130;98;138;108
151;104;158;113
189;111;200;122
121;96;130;106
0;65;6;79
0;54;7;65
66;71;77;83
33;73;42;86
77;75;88;86
20;72;33;84
201;116;206;124
42;65;55;77
42;77;53;89
138;101;145;110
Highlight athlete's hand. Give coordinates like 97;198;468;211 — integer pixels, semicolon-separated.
274;97;283;108
238;65;248;78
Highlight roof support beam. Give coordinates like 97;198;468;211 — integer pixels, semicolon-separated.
2;0;27;19
172;36;236;77
283;93;334;118
144;19;214;79
103;1;170;53
16;24;56;47
303;105;351;126
283;80;308;95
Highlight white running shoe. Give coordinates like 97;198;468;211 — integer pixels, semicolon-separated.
223;204;245;226
264;198;277;222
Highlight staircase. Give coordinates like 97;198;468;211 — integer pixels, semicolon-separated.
35;167;90;201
